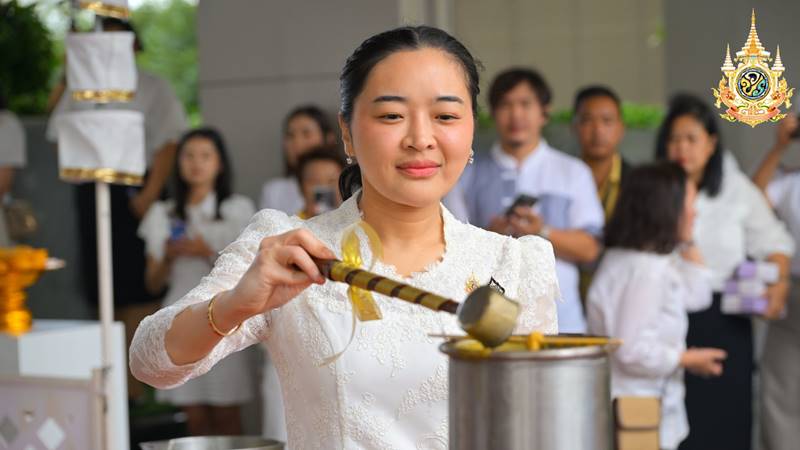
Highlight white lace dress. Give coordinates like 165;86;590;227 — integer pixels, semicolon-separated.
131;195;559;449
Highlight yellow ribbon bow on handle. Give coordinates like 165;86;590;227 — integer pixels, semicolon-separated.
320;220;383;366
340;221;383;321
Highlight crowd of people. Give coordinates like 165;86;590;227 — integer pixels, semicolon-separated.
3;21;799;450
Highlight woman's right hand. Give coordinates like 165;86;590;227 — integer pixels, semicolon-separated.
681;347;727;377
223;228;336;320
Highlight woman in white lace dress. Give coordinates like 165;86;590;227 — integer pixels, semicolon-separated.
131;26;559;449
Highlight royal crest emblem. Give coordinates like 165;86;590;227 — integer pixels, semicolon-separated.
712;10;793;127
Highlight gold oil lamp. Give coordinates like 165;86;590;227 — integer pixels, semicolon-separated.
0;246;62;336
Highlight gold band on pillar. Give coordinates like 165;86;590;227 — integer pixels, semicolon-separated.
60;168;144;186
78;1;130;19
72;90;135;103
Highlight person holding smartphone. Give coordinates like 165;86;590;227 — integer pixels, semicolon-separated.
753;113;800;450
295;146;346;219
138;127;255;436
458;68;604;333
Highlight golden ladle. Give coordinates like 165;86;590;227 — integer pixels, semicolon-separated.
313;258;520;347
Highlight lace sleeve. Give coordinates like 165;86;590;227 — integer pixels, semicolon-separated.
130;208;296;389
514;235;560;334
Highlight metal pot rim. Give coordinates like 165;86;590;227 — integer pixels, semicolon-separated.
439;341;611;361
139;435;284;450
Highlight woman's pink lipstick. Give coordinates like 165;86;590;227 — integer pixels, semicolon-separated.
397;160;441;178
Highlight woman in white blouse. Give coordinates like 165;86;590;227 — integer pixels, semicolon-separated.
130;26;559;449
587;162;726;450
259;105;337;213
138;128;256;436
655;94;794;450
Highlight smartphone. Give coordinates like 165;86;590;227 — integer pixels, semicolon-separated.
169;219;186;241
505;194;538;217
313;186;337;214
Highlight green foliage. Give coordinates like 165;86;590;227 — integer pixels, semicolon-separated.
477;102;665;131
476;109;494;131
0;0;57;113
131;0;200;125
550;103;666;129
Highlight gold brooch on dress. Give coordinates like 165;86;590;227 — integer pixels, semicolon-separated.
465;273;480;294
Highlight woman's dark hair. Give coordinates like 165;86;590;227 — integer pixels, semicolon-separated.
488;67;551;113
282;105;335;175
173;127;233;221
338;26;481;200
604;161;688;254
296;145;346;185
655;93;724;197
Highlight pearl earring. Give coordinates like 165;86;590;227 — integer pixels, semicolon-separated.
469;149;475;164
343;143;354;165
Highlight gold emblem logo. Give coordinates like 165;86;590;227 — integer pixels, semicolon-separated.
712;10;793;127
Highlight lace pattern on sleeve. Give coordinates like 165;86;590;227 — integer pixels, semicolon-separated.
513;235;560;334
129;209;298;389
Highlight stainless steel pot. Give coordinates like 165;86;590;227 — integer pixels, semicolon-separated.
139;436;284;450
442;342;613;450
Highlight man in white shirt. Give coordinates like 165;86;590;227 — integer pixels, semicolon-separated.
459;68;603;333
0;93;27;246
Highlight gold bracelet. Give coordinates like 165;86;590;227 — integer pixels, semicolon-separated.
207;293;241;337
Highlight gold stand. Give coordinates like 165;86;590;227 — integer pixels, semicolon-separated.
0;247;49;336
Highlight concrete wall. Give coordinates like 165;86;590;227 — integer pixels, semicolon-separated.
664;0;800;173
452;0;666;111
196;0;402;202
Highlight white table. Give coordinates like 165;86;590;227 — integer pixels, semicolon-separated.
0;320;129;450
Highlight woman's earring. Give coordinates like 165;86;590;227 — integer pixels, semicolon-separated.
346;155;354;165
468;149;475;165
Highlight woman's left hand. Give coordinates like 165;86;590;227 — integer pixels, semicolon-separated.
764;278;791;320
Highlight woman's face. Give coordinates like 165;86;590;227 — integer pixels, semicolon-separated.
341;47;474;208
678;180;697;242
178;136;221;188
666;115;718;182
284;114;327;168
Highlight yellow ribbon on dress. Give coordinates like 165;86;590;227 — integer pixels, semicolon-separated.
340;221;383;321
320;220;383;365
